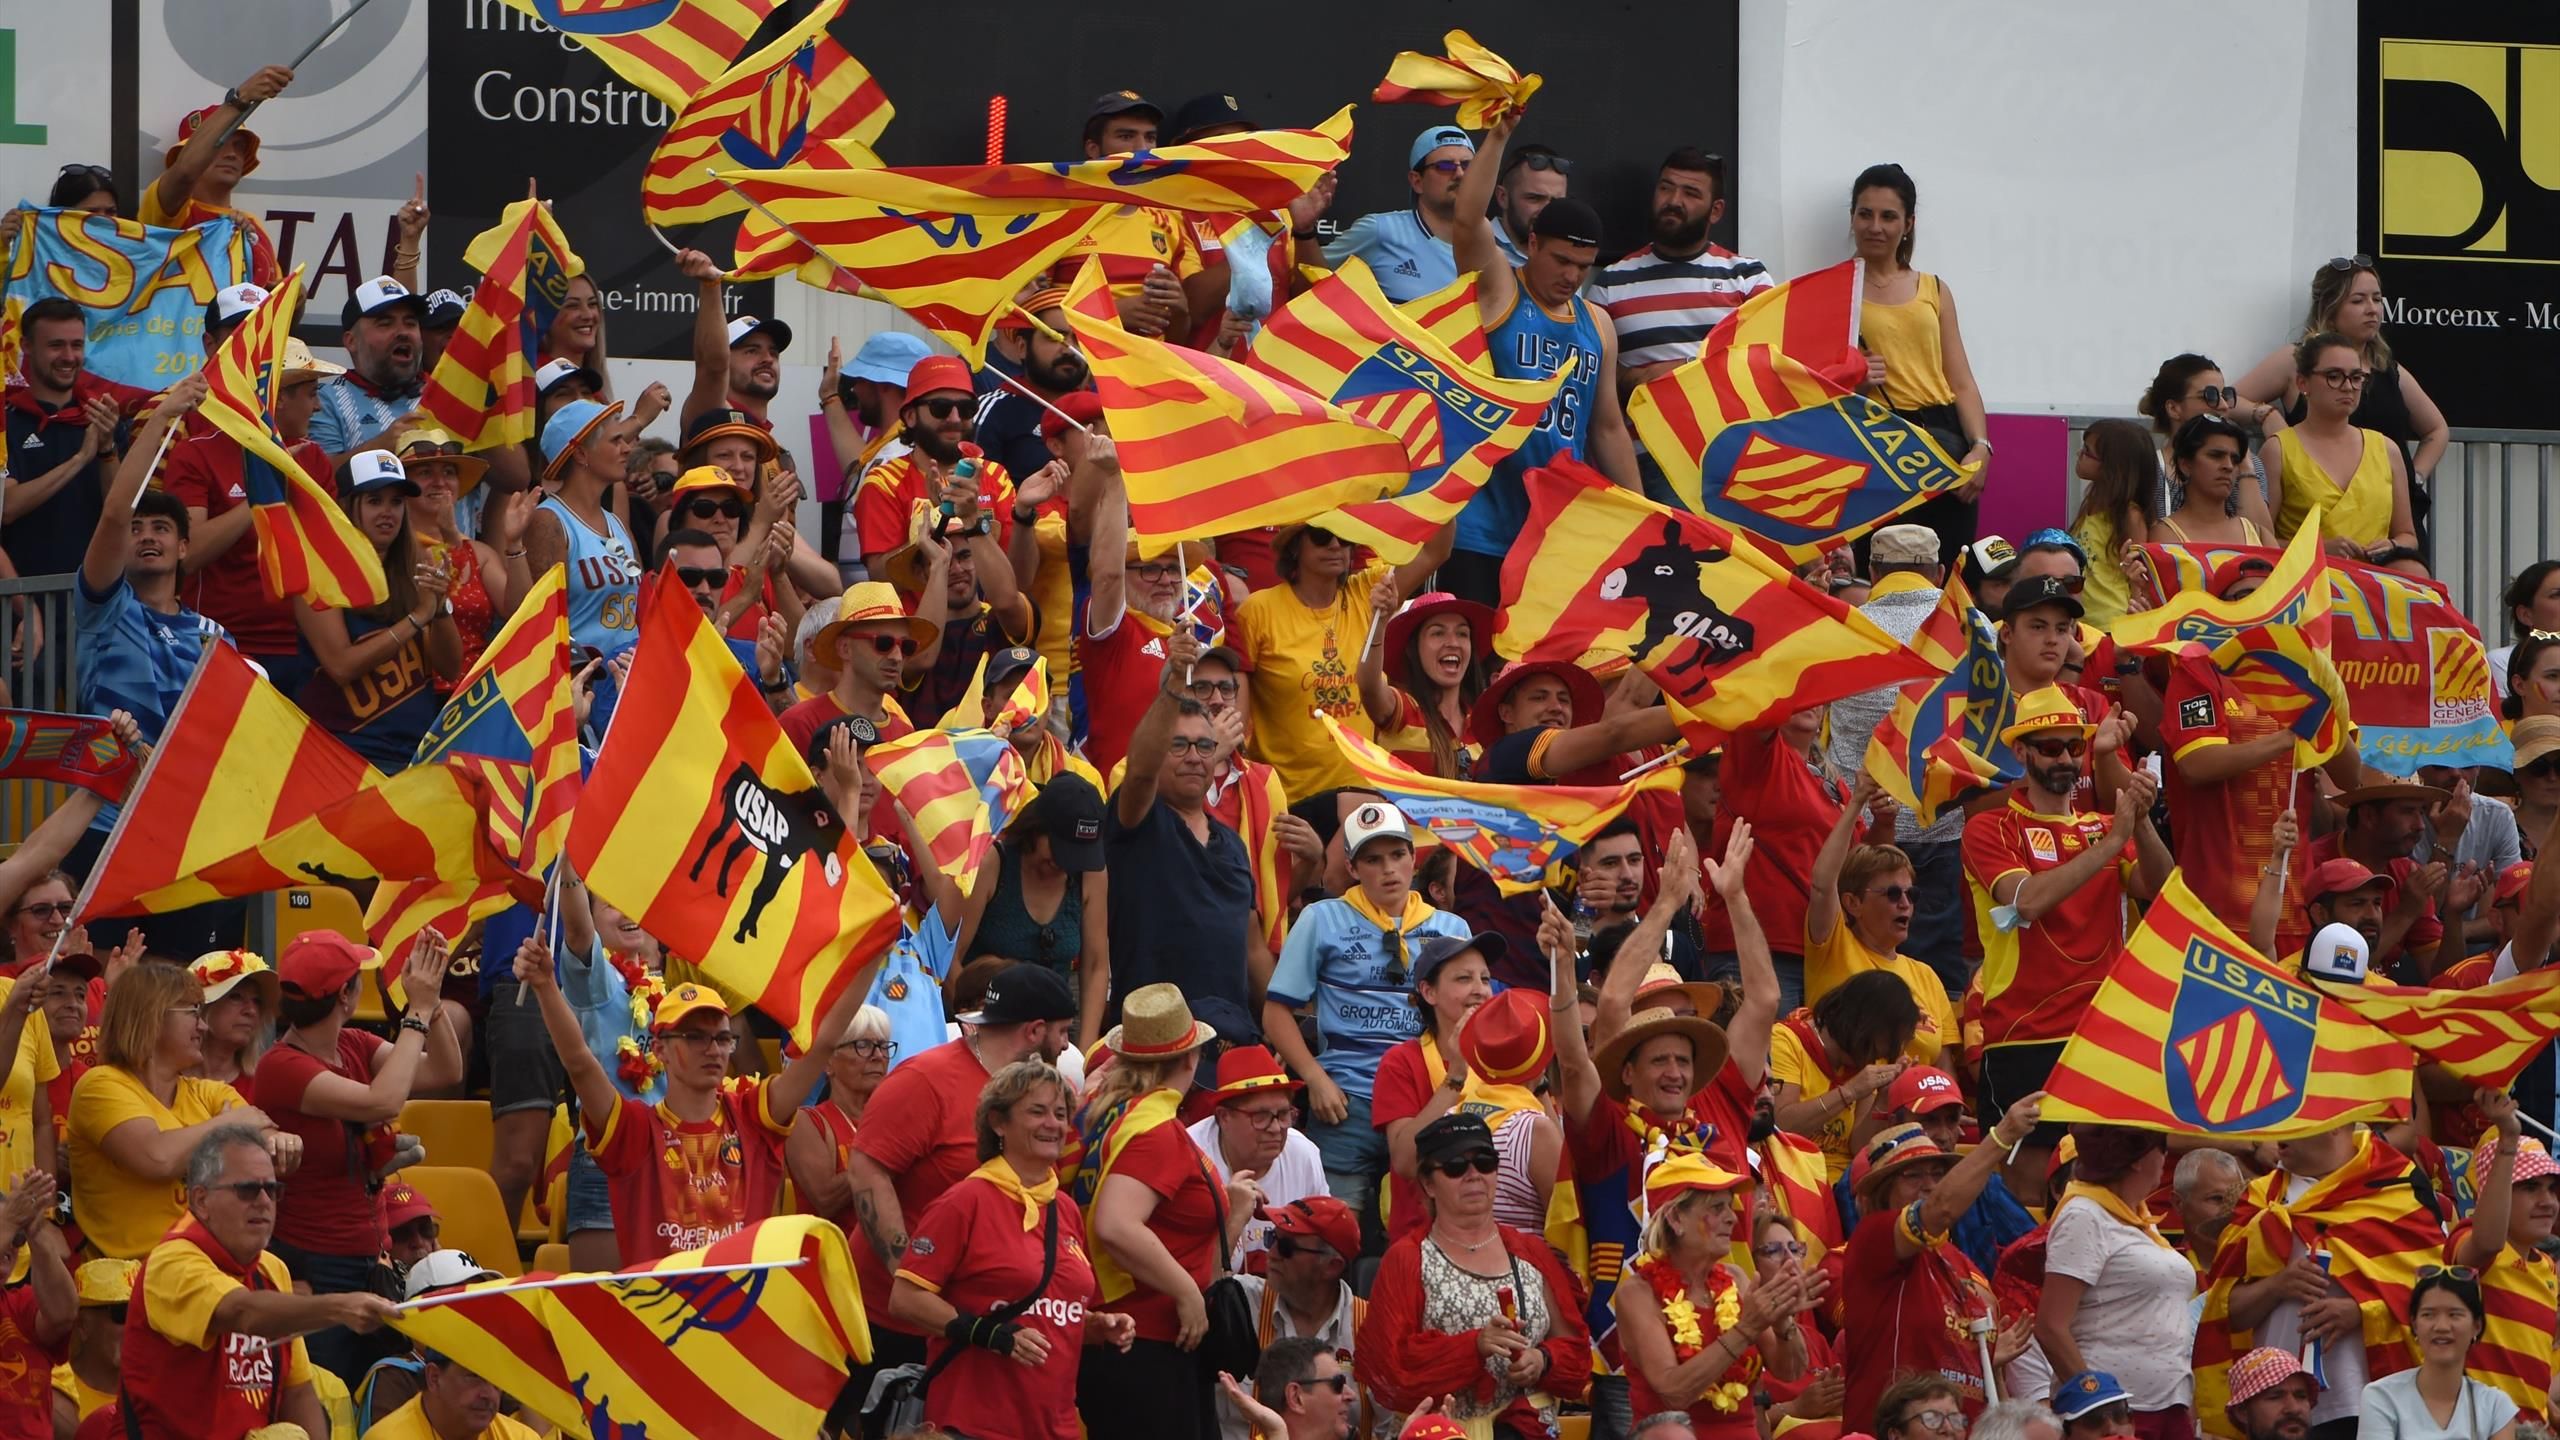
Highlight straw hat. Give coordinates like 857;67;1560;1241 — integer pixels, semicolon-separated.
1593;1006;1728;1103
1996;685;2095;749
1108;983;1215;1059
1631;962;1728;1020
1849;1122;1956;1200
189;949;280;1011
814;581;938;653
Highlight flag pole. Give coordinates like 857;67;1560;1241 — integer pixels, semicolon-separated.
1176;543;1193;686
643;223;683;258
1356;612;1384;668
1617;744;1688;784
2521;1111;2560;1148
391;1256;808;1312
130;423;182;511
2273;763;2304;892
208;0;383;149
514;860;567;1009
701;168;1090;437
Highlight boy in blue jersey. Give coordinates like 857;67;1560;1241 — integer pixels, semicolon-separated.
1442;104;1642;608
1261;799;1472;1223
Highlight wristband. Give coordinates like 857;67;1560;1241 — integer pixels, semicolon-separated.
1292;228;1318;240
400;1014;431;1036
1011;506;1038;526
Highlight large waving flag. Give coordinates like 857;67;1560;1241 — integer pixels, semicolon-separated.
418;200;584;451
1700;259;1866;391
2137;541;2506;771
491;0;788;107
1244;259;1566;562
1064;261;1410;547
2041;870;2411;1138
1400;272;1488;366
1497;459;1933;750
196;269;389;610
1863;578;2011;824
2316;968;2560;1087
864;727;1032;891
566;574;901;1047
2109;522;2350;766
0;712;139;802
413;566;580;877
642;0;891;227
390;1216;867;1440
1628;345;1971;560
1372;30;1543;127
78;647;383;922
1323;716;1679;893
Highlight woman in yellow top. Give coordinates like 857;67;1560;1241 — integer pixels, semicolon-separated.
2262;332;2424;576
1803;777;1957;1068
1768;972;1921;1181
1236;523;1452;799
1851;163;1992;563
66;963;298;1259
2066;419;2161;627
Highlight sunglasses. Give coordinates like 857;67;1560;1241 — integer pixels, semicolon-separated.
1507;151;1571;176
676;566;727;590
1271;1235;1338;1264
213;1180;282;1202
682;497;750;521
866;634;920;657
650;467;682;485
1298;1374;1354;1395
1300;527;1346;547
1866;884;1917;904
102;1303;128;1324
1166;735;1220;757
914;397;972;420
1421;159;1469;176
401;440;465;460
2417;1264;2479;1281
2325;254;2376;272
2523;757;2560;780
1380;929;1409;987
57;163;112;181
1432;1152;1500;1179
2021;737;2088;760
2192;385;2239;406
12;901;71;919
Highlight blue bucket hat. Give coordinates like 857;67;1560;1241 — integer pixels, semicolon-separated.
842;332;934;386
2020;526;2088;563
1408;124;1474;171
539;398;624;481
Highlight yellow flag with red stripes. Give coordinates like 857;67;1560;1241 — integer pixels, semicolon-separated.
492;0;789;108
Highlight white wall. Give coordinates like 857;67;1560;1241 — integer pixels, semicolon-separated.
1736;0;2358;416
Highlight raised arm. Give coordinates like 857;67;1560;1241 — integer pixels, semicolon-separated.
291;933;455;1125
2249;810;2301;956
1897;1092;2042;1260
1454;116;1518;323
1592;828;1702;1051
2507;799;2560;973
2454;1089;2523;1267
1545;894;1602;1128
84;377;205;594
1084;463;1131;639
512;930;620;1126
150;67;292;218
1701;822;1776;1087
1993;784;2143;923
1112;628;1202;828
1356;570;1401;728
1806;780;1880;955
1531;706;1684;784
675;249;732;426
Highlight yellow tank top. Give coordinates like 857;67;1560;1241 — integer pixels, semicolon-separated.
2274;427;2396;546
1859;271;1956;410
2071;513;2133;626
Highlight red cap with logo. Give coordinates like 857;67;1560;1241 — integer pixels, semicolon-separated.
1267;1195;1360;1260
904;356;974;402
2304;857;2396;904
1886;1066;1964;1115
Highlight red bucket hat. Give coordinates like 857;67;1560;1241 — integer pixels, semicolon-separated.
1466;659;1603;748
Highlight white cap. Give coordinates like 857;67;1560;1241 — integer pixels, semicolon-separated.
342;275;427;327
2304;922;2371;984
1342;800;1414;858
345;449;417;495
402;1248;497;1301
534;356;585;395
210;283;269;325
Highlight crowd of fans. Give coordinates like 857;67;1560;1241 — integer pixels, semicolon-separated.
1;43;2557;1440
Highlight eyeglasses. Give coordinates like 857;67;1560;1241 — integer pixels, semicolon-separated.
682;498;750;521
12;901;71;920
2325;254;2375;272
1753;1239;1808;1259
1129;561;1182;582
915;397;972;420
2021;737;2088;760
1230;1104;1296;1130
1899;1409;1968;1435
836;1039;898;1059
1187;677;1240;699
212;1180;282;1202
167;1005;205;1021
1165;736;1220;756
2311;367;2371;389
676;566;727;590
1431;1153;1500;1179
2192;385;2238;406
867;634;920;656
1422;159;1469;176
1866;884;1917;904
663;1031;740;1051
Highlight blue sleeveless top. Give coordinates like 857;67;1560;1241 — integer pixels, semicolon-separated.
296;608;442;770
1459;273;1605;556
540;495;641;658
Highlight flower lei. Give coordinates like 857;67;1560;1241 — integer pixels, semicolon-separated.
1633;1255;1760;1414
614;953;666;1097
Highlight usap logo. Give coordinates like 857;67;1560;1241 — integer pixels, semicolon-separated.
2166;937;2317;1131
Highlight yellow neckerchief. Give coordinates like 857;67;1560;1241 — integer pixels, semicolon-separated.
1868;570;1939;601
2060;1179;2175;1251
968;1155;1060;1231
1339;886;1435;934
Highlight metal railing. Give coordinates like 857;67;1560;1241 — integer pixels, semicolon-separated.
0;574;82;846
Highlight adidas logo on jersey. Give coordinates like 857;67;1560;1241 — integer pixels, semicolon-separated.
1391;258;1421;277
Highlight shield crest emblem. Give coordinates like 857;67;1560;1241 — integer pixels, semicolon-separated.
2166;936;2317;1130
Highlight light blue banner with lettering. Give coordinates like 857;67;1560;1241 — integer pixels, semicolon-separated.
2;207;244;390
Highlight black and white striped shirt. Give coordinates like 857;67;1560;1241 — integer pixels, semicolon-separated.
1587;243;1774;369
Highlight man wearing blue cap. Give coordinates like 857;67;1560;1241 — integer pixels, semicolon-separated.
1320;123;1478;303
2049;1371;2134;1440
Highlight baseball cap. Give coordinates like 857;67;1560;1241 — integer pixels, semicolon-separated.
1529;197;1603;248
2209;553;2276;599
382;1182;438;1230
75;1259;136;1307
1013;773;1106;873
277;930;381;998
422;288;467;329
1086;90;1163;124
2303;922;2371;985
206;282;269;330
340;275;428;329
904;355;974;402
2305;857;2394;904
724;315;793;353
402;1249;497;1302
1413;931;1507;985
2051;1371;2132;1424
985;645;1041;691
534;355;604;401
1408;124;1475;170
1412;1112;1496;1167
1887;1066;1964;1115
1169;92;1255;142
955;963;1078;1027
1267;1195;1359;1260
2001;573;2085;621
1965;535;2021;582
1040;390;1104;441
341;450;420;499
842;331;932;385
1871;524;1940;567
2495;861;2535;908
1341;800;1414;858
651;982;730;1033
167;104;258;172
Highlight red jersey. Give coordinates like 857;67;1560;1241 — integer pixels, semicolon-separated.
851;454;1017;566
585;1077;790;1264
848;1037;992;1333
2162;655;2316;957
158;431;321;655
253;1028;390;1255
1841;1197;1997;1427
778;691;914;758
1369;1040;1436;1244
899;1176;1098;1440
796;1100;861;1232
123;1219;307;1440
0;1279;64;1437
2303;833;2445;975
1097;1120;1224;1344
1079;607;1179;780
1962;791;2133;1048
1702;727;1846;955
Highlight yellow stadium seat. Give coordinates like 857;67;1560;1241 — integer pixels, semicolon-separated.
532;1242;570;1274
401;1166;524;1276
397;1100;494;1174
1559;1416;1590;1440
275;885;366;948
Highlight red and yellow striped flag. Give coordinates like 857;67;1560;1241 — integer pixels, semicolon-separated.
1756;1130;1843;1266
2041;870;2411;1138
1399;271;1487;366
1863;577;2009;825
1700;258;1865;389
991;655;1049;736
419;200;584;450
1245;259;1566;562
642;0;891;227
195;268;388;610
566;573;901;1047
412;566;580;877
1496;458;1932;750
1064;261;1409;547
2317;967;2560;1087
390;1216;868;1440
864;727;1032;891
2108;520;2350;766
492;0;788;108
77;646;383;922
1371;31;1543;127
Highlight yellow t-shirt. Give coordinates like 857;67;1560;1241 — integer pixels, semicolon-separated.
1803;918;1956;1068
364;1393;544;1440
0;978;61;1281
1236;559;1390;799
1057;205;1204;297
1768;1022;1855;1182
69;1068;244;1259
52;1360;113;1419
1029;511;1074;685
140;1239;309;1380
